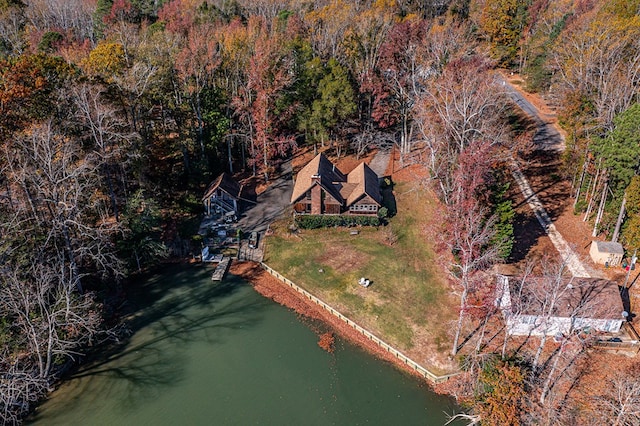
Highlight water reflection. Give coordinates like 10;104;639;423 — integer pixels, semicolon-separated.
31;265;460;425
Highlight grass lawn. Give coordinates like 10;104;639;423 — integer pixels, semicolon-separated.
264;181;458;374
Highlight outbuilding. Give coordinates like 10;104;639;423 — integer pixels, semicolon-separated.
589;241;624;267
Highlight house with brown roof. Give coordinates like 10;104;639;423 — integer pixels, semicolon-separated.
496;274;625;336
202;172;244;217
291;153;382;215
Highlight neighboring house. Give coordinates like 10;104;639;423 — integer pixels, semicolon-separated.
202;172;243;217
290;153;382;215
496;274;624;336
589;240;624;266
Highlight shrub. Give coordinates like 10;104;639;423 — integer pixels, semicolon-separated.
295;214;380;229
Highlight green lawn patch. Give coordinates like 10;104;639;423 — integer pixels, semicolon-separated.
264;182;457;371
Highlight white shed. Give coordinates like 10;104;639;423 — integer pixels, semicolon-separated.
589;241;624;266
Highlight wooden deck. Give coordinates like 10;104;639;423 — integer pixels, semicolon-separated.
211;257;231;281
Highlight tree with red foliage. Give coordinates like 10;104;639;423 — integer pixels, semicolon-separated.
233;17;297;181
157;0;197;35
443;140;501;356
104;0;137;24
175;22;221;157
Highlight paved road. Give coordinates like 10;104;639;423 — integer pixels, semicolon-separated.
498;75;565;152
501;76;594;278
236;160;293;233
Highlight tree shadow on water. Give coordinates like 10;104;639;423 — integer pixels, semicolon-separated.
35;265;268;416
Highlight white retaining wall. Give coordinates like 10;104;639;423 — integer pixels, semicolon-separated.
261;263;458;384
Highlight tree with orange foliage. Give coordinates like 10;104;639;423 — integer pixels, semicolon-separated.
475;358;527;426
232;16;298;180
476;0;530;66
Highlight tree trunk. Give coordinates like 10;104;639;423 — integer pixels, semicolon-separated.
612;196;626;243
451;287;467;356
475;314;489;354
104;166;119;222
533;332;548;370
62;225;83;294
501;327;509;360
584;166;600;221
227;136;234;173
573;156;588;208
592;180;608;237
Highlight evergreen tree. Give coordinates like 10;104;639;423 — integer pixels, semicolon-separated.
593;103;640;198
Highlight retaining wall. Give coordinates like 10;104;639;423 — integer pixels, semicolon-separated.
261;263;459;384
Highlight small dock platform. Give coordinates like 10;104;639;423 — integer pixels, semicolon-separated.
211;257;231;281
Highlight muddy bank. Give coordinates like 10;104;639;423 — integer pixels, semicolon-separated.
229;260;456;393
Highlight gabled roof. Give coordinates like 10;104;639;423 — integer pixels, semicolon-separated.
202;172;242;201
500;275;622;320
290;153;346;204
345;162;382;206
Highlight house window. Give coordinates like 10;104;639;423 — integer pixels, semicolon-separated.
604;320;617;332
305;190;311;200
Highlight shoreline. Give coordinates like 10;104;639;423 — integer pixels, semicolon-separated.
229;260;457;394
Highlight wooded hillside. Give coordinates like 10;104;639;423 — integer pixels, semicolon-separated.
1;0;639;424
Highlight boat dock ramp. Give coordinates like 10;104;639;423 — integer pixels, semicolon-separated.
211;257;231;281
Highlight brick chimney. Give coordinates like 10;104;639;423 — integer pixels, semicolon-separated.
311;174;322;214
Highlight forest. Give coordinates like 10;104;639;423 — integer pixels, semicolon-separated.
0;0;639;424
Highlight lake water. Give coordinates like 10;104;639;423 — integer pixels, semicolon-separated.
30;265;460;425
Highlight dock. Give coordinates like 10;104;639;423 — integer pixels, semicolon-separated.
211;257;231;281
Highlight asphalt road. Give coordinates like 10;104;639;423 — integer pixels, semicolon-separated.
498;75;565;152
236;160;293;233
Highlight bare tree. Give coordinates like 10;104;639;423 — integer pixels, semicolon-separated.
591;362;640;426
1;258;102;379
0;356;49;425
514;255;617;410
3;121;123;291
72;83;136;222
0;255;103;424
415;56;508;203
551;13;640;134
